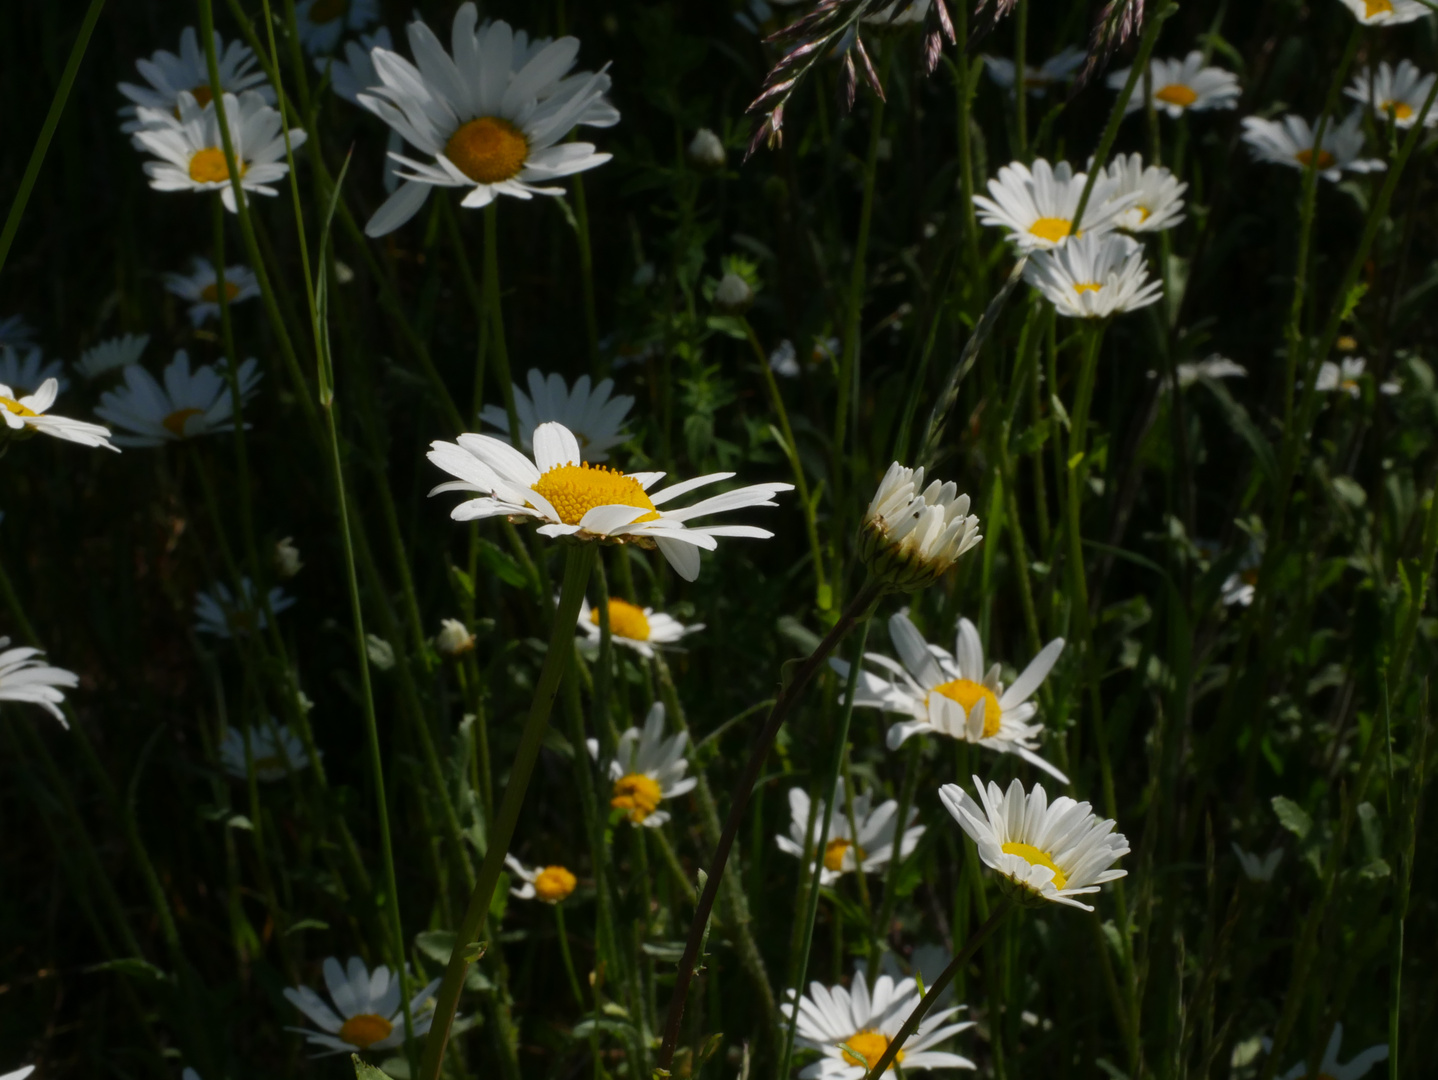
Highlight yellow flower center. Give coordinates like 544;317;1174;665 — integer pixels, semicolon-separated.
840;1031;904;1071
611;773;663;823
823;837;866;873
1383;99;1414;120
189;147;245;184
534;865;578;903
163;407;205;437
1072;282;1103;295
1154;83;1198;108
589;597;652;641
445;116;530;184
308;0;349;23
1364;0;1394;15
1341;379;1360;392
532;463;660;528
1001;841;1068;890
182;85;214;112
338;1012;394;1049
0;396;38;418
932;678;1003;738
1294;148;1336;170
1028;216;1077;244
200;280;242;303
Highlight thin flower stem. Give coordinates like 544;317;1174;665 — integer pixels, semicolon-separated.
571;173;601;375
554;903;586;1008
652;827;698;905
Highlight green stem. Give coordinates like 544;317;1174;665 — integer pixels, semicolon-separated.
484;203;523;446
571;173;601;375
554;903;586;1008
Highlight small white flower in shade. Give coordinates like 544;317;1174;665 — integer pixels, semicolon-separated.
95;350;261;446
1317;356;1394;398
219;723;313;781
1023;233;1163;319
784;964;975;1078
983;46;1085;96
577;596;702;659
973;158;1136;251
1107;51;1241;117
1241;112;1384;182
315;28;391;103
1104;153;1187;233
586;702;696;827
1221;544;1262;608
1168;354;1248;389
1336;0;1430;26
0;346;68;394
117;27;274;133
1231;843;1283;883
427;421;792;582
1264;1024;1388;1080
713;271;755;312
133;91;308;213
75;334;150;381
284;956;440;1054
182;1070;200;1080
295;0;379;55
688;127;727;169
365;634;395;670
0;315;38;349
479;369;634;462
858;462;982;590
940;776;1130;910
358;7;616;236
1347;61;1438;128
0;379;118;452
163;257;261;326
0;637;79;725
504;854;578;903
274;536;304;579
436;618;476;657
835;612;1068;782
194;578;295;638
774;779;925;886
770;339;801;377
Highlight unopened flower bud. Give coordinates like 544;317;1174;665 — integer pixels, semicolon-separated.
274;536;302;579
365;633;395;671
713;271;754;313
436;618;476;658
859;461;982;590
688;128;727;170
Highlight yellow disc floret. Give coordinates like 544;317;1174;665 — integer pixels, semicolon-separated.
590;597;652;641
534;865;578;903
1001;841;1067;890
338;1012;394;1049
611;773;663;823
933;678;1003;738
823;837;866;873
1155;83;1198;108
1072;282;1103;295
841;1031;904;1071
189;147;244;184
163;407;204;438
445;116;530;184
1294;148;1336;170
532;462;660;528
0;397;38;418
1365;0;1394;16
1028;216;1077;244
200;280;242;303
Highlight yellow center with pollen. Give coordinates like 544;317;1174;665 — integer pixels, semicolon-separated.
1364;0;1393;15
308;0;349;23
163;407;204;437
1028;216;1077;244
841;1031;904;1071
590;597;652;641
1383;99;1414;120
532;463;659;528
1294;148;1336;170
534;865;578;903
823;838;866;873
1155;83;1198;108
200;280;242;303
1002;841;1067;890
932;678;1003;738
611;773;663;823
445;116;530;184
338;1012;394;1049
0;396;37;418
1072;282;1103;295
189;147;245;184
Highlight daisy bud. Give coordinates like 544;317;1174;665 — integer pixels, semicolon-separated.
273;536;303;579
713;271;755;313
436;618;476;658
365;634;395;672
859;462;982;591
687;128;727;170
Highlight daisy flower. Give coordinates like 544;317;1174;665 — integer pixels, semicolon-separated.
435;618;476;657
427;421;792;582
1265;1023;1387;1080
1336;0;1430;27
774;779;924;886
983;46;1086;97
1221;543;1262;608
577;596;702;659
0;380;117;452
859;462;982;590
95;350;261;446
836;612;1068;782
1107;51;1241;117
219;723;313;781
770;336;840;378
194;578;295;638
1232;844;1283;882
295;0;379;56
317;28;391;104
1347;61;1438;128
1024;233;1163;319
0;346;68;394
358;6;616;236
1104;153;1187;233
117;26;273;133
75;334;150;381
1317;356;1397;397
163;257;261;326
504;854;578;903
1168;354;1247;389
0;637;79;725
939;776;1130;910
284;956;440;1054
479;369;634;462
133;91;307;214
587;702;696;827
0;315;37;350
786;966;975;1078
1241;112;1384;182
973;158;1135;251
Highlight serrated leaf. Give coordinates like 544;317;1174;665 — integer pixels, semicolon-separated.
1271;795;1312;840
352;1054;390;1080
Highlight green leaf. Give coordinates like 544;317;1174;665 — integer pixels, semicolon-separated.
352;1053;391;1080
1357;801;1383;860
1331;475;1367;508
284;918;330;936
1358;858;1392;880
1338;281;1369;324
1271;795;1312;840
475;539;527;588
415;929;457;963
641;940;687;963
87;958;167;982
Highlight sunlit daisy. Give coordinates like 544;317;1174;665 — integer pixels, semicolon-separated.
0;315;37;350
95;350;261;446
480;369;634;462
940;776;1129;910
1336;0;1430;27
219;722;313;781
0;637;79;725
194;578;295;638
163;257;261;326
134;91;307;213
358;6;616;236
0;380;117;451
1025;232;1162;319
973;158;1135;251
1347;61;1438;128
1107;51;1241;117
785;965;975;1079
859;462;982;591
1232;844;1283;882
1241;112;1384;182
577;596;702;659
504;854;578;903
774;779;925;886
1265;1023;1387;1080
296;0;379;55
1104;153;1186;232
284;956;440;1054
586;702;696;827
983;46;1085;96
117;27;273;133
0;346;67;394
428;421;792;582
75;334;150;381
